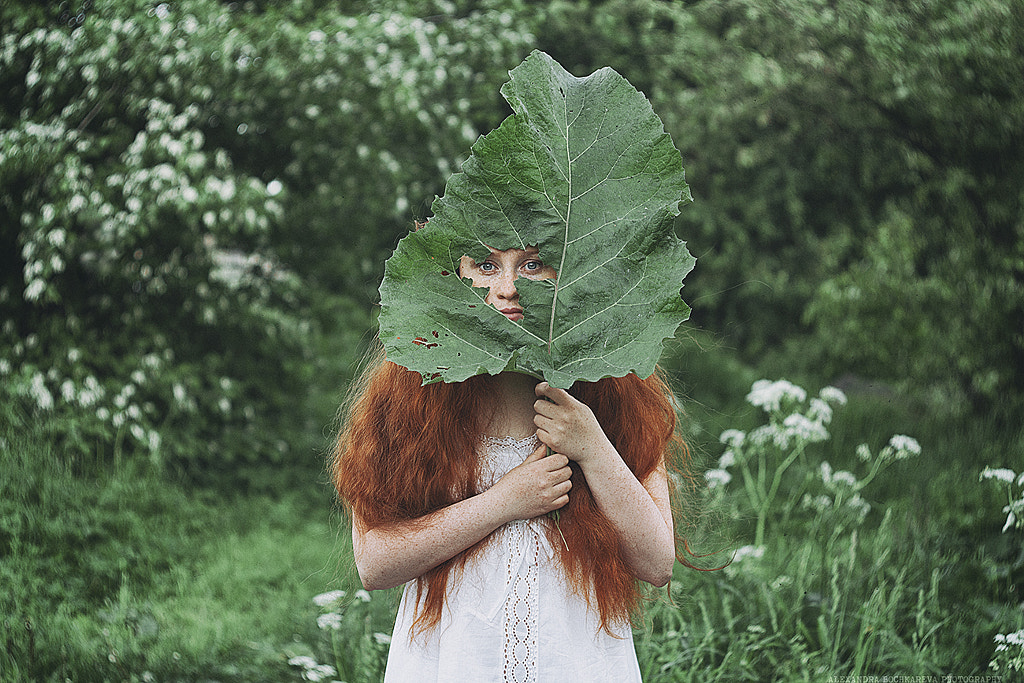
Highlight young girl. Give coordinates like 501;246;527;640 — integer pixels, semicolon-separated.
332;245;693;682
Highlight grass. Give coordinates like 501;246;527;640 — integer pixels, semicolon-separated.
0;408;354;682
3;341;1023;681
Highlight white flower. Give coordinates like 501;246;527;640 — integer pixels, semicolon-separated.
782;413;829;444
819;386;847;405
719;429;746;448
354;589;371;602
747;424;781;448
705;469;732;489
995;629;1024;647
312;589;346;607
746;379;806;413
886;435;921;459
130;424;145;442
30;373;53;410
801;493;832;511
61;379;76;402
731;545;765;563
373;632;392;645
316;612;342;630
717;450;736;469
981;467;1018;484
25;279;46;301
288;656;318;669
304;664;337;682
807;397;833;424
856;443;872;462
831;470;858;488
848;493;871;518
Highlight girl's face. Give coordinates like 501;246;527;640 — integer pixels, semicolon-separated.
459;247;557;321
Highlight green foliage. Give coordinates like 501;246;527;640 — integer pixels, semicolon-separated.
0;0;536;473
0;408;340;682
531;0;1024;414
380;51;694;387
288;588;400;683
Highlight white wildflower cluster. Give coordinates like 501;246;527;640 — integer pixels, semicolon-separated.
990;628;1024;674
312;590;346;607
705;381;847;492
879;434;922;462
705;433;742;489
810;462;871;522
980;466;1024;533
724;544;766;576
746;379;807;414
286;655;338;682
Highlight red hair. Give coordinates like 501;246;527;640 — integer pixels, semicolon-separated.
331;348;695;635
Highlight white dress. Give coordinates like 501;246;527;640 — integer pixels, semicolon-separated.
383;434;643;683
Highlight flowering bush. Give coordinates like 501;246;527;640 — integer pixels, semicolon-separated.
0;0;534;473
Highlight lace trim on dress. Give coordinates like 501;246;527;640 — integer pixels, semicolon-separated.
503;521;539;683
480;433;540;450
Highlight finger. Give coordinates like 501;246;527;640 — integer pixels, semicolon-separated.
523;443;547;463
544;453;570;471
533;397;557;417
536;381;574;406
534;412;554;430
535;427;554;450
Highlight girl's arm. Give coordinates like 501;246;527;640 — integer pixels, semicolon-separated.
352;444;572;591
533;382;676;587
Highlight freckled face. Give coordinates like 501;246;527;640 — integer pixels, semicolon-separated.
459;247;557;321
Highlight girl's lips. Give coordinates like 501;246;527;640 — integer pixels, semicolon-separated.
499;308;524;321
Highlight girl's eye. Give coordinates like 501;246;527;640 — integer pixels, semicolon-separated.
523;260;542;271
479;261;497;273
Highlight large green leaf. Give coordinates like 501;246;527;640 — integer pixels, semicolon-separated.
378;50;694;388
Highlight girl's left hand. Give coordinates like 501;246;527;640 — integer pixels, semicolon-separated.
533;382;614;467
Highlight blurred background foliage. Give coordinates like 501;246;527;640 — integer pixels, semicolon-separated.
1;0;1022;679
3;0;1020;480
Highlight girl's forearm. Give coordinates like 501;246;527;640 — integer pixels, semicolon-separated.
578;450;676;587
353;490;508;591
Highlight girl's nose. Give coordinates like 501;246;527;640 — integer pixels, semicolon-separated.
489;271;518;301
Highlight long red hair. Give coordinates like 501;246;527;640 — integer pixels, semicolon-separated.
331;348;694;635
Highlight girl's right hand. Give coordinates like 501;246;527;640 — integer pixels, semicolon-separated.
489;443;572;522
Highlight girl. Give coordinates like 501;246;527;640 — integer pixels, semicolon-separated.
332;245;694;682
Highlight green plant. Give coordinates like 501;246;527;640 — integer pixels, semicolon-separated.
289;588;399;683
379;50;694;387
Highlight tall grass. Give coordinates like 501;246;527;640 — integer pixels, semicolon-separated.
0;407;348;682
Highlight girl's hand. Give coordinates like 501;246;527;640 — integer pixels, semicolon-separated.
533;382;615;467
488;443;572;522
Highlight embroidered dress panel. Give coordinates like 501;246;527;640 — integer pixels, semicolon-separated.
382;434;642;683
